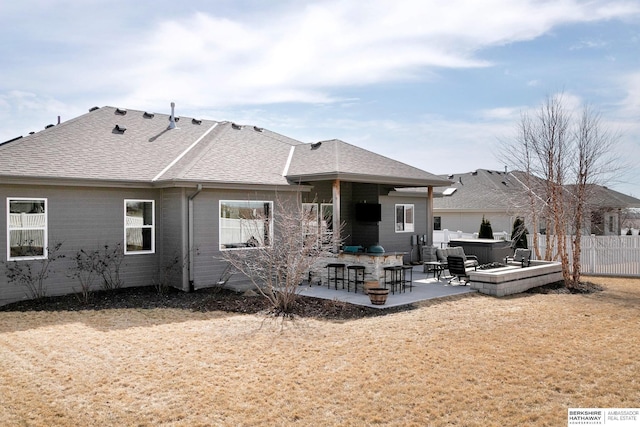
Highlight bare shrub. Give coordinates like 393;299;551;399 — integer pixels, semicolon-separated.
2;242;65;299
152;253;185;295
221;195;340;317
98;244;125;290
69;248;103;303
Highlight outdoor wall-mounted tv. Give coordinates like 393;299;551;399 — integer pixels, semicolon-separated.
355;203;382;222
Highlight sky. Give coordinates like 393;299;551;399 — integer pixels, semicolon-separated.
1;0;640;196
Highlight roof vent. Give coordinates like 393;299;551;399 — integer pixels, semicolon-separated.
231;123;242;130
115;108;127;115
447;174;454;179
29;131;35;135
253;126;263;132
487;170;493;174
114;124;127;133
167;102;179;130
143;112;155;119
89;106;99;112
501;181;508;186
45;124;54;129
310;142;322;150
472;170;478;176
192;118;202;125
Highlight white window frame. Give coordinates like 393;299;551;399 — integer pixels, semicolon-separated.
7;197;48;261
320;203;334;244
302;203;319;246
124;199;155;255
219;200;274;251
395;204;415;233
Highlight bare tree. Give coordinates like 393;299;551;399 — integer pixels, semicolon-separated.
503;94;571;268
501;94;621;287
220;194;340;317
568;105;621;285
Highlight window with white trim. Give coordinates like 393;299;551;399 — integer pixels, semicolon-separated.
7;198;47;260
302;203;319;246
321;203;334;245
219;200;273;250
124;200;155;254
395;204;414;232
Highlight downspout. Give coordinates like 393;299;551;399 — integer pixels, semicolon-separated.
187;184;203;292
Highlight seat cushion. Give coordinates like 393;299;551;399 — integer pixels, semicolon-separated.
437;247;467;263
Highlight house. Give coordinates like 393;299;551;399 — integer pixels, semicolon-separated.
432;169;640;238
0;104;451;304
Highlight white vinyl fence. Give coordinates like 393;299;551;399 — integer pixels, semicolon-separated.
531;234;640;277
434;229;640;277
8;213;46;249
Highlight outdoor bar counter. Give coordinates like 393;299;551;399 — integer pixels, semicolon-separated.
336;251;406;284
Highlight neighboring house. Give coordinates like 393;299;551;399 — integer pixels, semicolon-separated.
432;169;640;238
0;105;450;304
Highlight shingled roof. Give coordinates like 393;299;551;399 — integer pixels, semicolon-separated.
433;169;640;211
0;106;448;189
433;169;526;211
286;139;451;187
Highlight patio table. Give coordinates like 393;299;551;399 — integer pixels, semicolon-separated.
423;261;447;280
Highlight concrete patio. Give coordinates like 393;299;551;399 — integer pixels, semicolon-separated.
297;265;477;309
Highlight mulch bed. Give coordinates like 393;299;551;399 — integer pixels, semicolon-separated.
1;280;602;318
524;280;604;294
0;286;414;320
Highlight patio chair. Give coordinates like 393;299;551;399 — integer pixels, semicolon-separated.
447;255;475;285
505;248;531;267
435;247;479;269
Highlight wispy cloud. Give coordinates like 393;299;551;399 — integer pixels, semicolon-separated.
4;0;638;112
570;38;607;50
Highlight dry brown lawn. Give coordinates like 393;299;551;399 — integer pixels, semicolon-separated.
1;276;639;426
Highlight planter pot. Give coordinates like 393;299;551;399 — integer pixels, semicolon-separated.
368;288;389;305
363;281;379;295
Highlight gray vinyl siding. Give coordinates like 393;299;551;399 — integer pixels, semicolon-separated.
191;189;296;290
1;184;161;305
161;188;189;290
379;195;428;263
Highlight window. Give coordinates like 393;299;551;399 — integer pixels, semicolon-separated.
321;203;333;244
7;198;47;260
220;200;273;250
434;216;441;231
301;203;333;248
124;200;155;254
395;204;414;232
302;203;319;246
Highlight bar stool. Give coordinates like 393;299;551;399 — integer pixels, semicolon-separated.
326;263;346;290
383;265;403;294
346;265;365;293
401;265;413;292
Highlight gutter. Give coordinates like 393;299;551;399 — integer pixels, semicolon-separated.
187;184;203;291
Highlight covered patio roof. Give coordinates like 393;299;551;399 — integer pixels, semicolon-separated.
285;139;452;188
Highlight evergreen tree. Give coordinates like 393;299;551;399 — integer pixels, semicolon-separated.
478;216;494;239
511;217;528;248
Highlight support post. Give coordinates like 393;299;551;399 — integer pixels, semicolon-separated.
426;186;434;247
332;179;341;251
